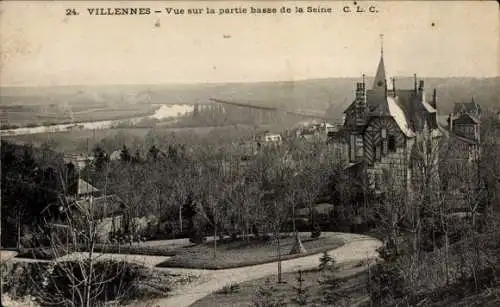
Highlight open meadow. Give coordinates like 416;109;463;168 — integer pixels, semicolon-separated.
0;99;159;129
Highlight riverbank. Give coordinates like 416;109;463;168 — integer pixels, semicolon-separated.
0;103;196;136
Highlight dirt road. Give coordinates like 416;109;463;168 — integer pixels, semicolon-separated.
136;232;382;307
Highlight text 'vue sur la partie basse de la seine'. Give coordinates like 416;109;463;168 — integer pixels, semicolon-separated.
65;2;379;17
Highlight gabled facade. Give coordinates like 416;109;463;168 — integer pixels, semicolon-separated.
440;100;483;208
342;47;442;197
452;99;481;119
448;99;481;145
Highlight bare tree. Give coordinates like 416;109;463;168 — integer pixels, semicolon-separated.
33;188;133;307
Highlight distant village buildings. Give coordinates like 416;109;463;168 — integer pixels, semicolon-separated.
255;131;282;143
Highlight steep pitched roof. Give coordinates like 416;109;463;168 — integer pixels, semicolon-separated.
368;96;415;137
372;55;387;89
452;134;478;145
420;95;437;113
387;96;416;137
343;100;356;114
454;113;480;125
454;100;481;115
78;179;99;195
75;195;126;218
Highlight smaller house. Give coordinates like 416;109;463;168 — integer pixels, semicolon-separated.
290;203;335;231
77;178;100;198
446;99;482;163
440;100;483;211
447;98;481;144
296;203;335;218
41;176;128;243
109;150;122;161
254;131;282;150
256;131;282;143
295;121;339;142
63;154;94;171
452;98;481;119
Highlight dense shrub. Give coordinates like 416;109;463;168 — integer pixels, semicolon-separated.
311;222;321;239
89;244;180;257
318;251;334;271
253;278;285;307
217;282;240;295
368;261;410;306
16;246;73;260
2;261;46;298
3;260;159;306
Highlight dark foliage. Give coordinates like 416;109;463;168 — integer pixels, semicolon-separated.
120;144;131;162
1;141;69;247
253;278;285;307
92;145;109;171
292;270;310;306
318;251;334;271
147;145;160;161
318;257;345;305
311;222;321;239
2;260;158;307
368;261;410;307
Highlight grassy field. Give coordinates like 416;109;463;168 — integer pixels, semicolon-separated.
194;263;500;307
191;263;371;307
157;234;344;270
90;242;194;257
0;102;158;129
15;240;194;260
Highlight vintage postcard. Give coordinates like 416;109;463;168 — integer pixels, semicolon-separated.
1;1;499;307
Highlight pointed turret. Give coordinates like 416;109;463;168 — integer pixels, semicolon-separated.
372;34;387;89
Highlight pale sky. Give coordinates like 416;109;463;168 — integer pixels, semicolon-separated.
0;1;498;87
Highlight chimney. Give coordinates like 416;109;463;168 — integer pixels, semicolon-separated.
447;113;453;132
431;88;437;109
392;77;396;97
355;81;366;106
418;80;424;91
418;80;425;100
414;74;417;92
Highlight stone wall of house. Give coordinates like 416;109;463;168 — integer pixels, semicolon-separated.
95;215;123;242
366;145;409;193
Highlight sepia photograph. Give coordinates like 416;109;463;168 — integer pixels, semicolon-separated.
0;1;499;306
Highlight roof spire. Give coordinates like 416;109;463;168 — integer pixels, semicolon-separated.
380;34;384;57
372;34;387;89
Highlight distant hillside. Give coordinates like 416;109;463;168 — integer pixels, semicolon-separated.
1;77;498;122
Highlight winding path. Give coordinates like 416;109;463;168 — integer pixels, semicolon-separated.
138;232;382;307
4;233;381;307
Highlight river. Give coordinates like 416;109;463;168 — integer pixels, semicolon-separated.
0;104;195;137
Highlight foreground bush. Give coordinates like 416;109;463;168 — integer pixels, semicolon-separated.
2;260;174;307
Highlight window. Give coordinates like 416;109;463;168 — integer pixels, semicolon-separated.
388;135;396;152
356;135;364;157
350;134;356;162
375;143;382;162
381;129;388;155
